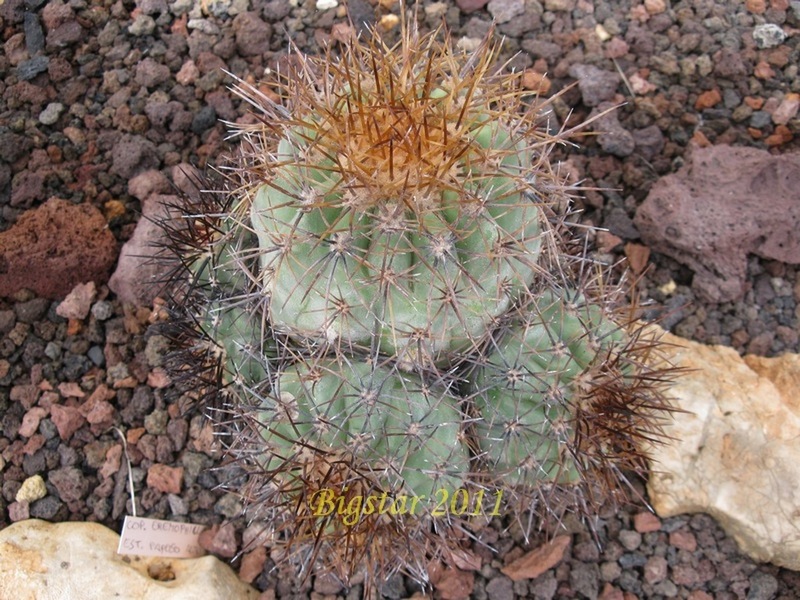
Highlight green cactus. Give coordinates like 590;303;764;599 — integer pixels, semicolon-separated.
257;358;468;500
469;288;626;486
162;17;675;588
250;123;544;370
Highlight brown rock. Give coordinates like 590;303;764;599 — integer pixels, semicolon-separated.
8;501;30;522
232;12;272;57
56;281;97;320
108;194;181;306
500;535;570;581
596;231;623;253
99;444;122;480
10;170;45;208
58;382;85;398
0;198;118;299
624;242;650;275
82;399;116;434
669;530;698;552
599;583;624;600
147;464;184;494
128;170;171;201
634;145;800;303
521;70;552;95
238;546;266;584
41;0;74;31
694;89;721;110
754;61;776;80
633;512;661;533
18;407;47;438
644;0;666;13
744;96;765;110
50;404;86;441
198;523;238;558
772;93;800;125
765;124;793;146
429;563;474;600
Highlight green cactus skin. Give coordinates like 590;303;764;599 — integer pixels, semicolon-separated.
161;18;676;588
183;206;277;389
247;63;548;371
469;288;628;488
205;300;273;388
188;208;255;295
257;358;469;500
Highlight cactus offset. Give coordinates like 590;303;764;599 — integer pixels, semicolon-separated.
256;358;468;499
161;14;677;589
468;282;671;510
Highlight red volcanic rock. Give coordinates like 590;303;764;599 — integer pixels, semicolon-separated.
634;145;800;303
0;198;118;299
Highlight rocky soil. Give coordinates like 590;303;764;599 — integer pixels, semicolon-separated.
1;0;799;598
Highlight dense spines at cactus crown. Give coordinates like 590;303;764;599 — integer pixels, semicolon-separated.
231;24;568;371
160;15;676;588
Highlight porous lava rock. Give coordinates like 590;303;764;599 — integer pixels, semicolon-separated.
634;144;800;303
0;198;118;299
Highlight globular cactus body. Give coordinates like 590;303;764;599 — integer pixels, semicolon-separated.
259;360;468;499
163;15;675;588
470;289;627;487
250;81;544;369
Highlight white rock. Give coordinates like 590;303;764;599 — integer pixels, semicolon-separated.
0;519;259;600
487;0;525;23
645;330;800;570
15;475;47;504
39;103;65;126
752;23;786;49
316;0;338;10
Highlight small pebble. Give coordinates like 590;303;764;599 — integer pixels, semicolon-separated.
17;56;50;80
752;24;787;49
39;103;65;126
91;301;114;321
747;572;779;600
633;512;662;533
619;530;642;550
16;474;47;503
0;3;796;600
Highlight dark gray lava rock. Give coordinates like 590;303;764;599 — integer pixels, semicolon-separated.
569;63;621;107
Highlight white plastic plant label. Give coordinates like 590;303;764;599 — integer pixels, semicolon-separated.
117;516;206;558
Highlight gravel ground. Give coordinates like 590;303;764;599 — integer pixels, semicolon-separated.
1;0;799;598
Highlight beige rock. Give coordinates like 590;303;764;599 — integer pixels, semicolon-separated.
15;475;47;504
0;519;259;600
645;331;800;570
